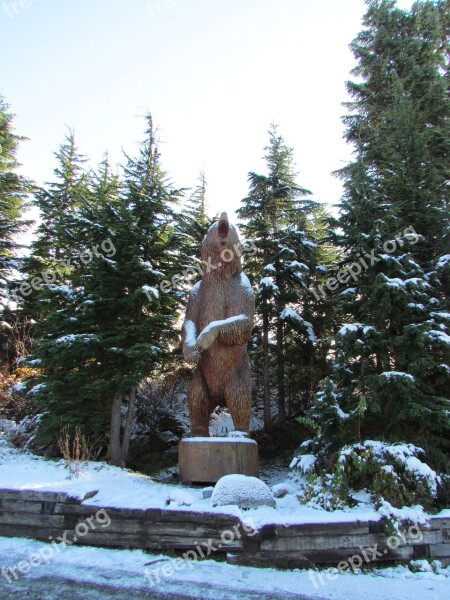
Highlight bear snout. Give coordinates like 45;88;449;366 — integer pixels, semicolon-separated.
218;212;229;239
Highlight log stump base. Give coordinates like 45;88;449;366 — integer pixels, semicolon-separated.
178;437;259;484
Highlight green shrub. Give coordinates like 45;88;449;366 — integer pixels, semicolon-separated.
296;441;440;512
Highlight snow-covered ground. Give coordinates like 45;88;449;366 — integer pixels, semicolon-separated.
1;436;450;598
0;536;449;599
1;434;449;528
0;435;382;525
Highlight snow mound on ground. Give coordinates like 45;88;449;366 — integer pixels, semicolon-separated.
211;474;276;509
166;489;195;507
271;482;296;498
0;419;16;436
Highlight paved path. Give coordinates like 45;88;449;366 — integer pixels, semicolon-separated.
0;540;325;600
0;572;322;600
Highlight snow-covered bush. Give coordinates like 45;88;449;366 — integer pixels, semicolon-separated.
436;473;450;508
409;559;435;573
295;441;441;512
132;370;190;440
298;378;350;457
0;414;42;450
0;366;40;420
298;470;349;511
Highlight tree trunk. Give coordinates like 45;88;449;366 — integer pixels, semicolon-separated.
121;386;137;465
276;315;286;421
109;391;122;467
303;340;314;408
376;352;383;373
287;362;293;417
262;308;272;431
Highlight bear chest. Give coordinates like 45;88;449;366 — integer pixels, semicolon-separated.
197;280;240;331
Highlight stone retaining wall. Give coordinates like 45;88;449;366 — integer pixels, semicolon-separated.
0;489;448;567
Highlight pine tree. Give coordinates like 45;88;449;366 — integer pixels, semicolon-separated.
28;116;183;466
180;170;212;257
238;124;319;426
23;134;102;439
316;0;450;470
90;118;182;466
174;170;214;305
31;131;89;264
0;97;32;368
19;131;90;331
283;205;339;415
0;97;31;307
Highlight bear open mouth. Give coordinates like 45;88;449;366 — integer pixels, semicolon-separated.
218;214;229;239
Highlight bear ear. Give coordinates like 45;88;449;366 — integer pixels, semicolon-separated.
218;212;229;239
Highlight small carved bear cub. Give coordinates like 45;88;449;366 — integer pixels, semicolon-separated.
182;213;255;437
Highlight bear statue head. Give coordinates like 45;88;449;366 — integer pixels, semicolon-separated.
201;212;241;280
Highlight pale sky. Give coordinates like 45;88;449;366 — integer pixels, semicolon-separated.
1;0;414;220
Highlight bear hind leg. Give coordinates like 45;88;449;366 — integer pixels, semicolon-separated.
224;363;252;433
187;368;211;437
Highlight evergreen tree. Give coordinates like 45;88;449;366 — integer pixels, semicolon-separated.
180;170;212;256
0;97;32;367
27;155;118;445
312;0;450;470
283;205;339;415
239;168;275;429
174;170;214;304
19;131;90;331
238;124;320;426
91;118;182;466
22;135;101;439
29;116;183;466
31;131;89;264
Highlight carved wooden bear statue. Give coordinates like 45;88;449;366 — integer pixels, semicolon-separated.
182;212;255;437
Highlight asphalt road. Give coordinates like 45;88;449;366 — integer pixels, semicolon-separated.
0;573;325;600
0;542;326;600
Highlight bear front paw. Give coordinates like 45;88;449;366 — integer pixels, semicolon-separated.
196;327;217;351
183;346;201;365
